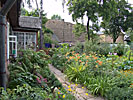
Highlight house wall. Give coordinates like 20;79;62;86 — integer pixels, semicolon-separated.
45;20;85;43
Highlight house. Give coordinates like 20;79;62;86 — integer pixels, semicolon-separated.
0;0;40;87
5;5;40;59
46;19;124;44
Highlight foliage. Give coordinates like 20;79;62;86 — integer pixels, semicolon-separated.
71;41;84;54
112;43;129;56
0;84;52;100
67;0;99;40
101;0;132;43
8;50;49;88
73;23;86;37
0;84;75;100
50;49;133;99
51;14;62;20
7;50;75;100
126;28;133;42
51;44;69;72
84;41;129;56
43;34;54;44
84;40;103;55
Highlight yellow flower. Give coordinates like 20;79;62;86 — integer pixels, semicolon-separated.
58;92;60;94
68;86;71;88
67;88;72;92
75;84;78;87
95;65;98;68
63;95;65;98
86;93;88;96
82;87;84;89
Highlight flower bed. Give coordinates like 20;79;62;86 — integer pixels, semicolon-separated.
51;48;133;100
0;50;75;100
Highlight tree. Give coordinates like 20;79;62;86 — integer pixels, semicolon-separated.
100;0;132;43
67;0;100;41
51;14;62;20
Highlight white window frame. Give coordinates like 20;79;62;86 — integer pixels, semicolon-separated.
9;35;17;57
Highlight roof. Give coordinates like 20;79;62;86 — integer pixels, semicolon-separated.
46;19;85;43
19;16;41;29
1;0;21;27
8;0;22;27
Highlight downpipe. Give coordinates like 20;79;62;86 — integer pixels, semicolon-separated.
0;15;6;90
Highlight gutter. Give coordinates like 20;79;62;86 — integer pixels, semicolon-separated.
0;0;16;90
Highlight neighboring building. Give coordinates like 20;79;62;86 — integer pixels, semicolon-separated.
45;19;85;44
98;33;124;43
46;20;124;44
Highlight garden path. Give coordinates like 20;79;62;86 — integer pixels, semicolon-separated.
48;64;104;100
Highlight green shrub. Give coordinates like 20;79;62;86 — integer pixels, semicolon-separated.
72;41;84;54
112;44;129;56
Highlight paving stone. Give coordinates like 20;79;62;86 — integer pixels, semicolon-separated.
76;88;86;94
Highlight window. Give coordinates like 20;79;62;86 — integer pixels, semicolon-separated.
13;31;36;50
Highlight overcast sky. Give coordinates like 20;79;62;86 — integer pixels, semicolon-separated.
25;0;133;25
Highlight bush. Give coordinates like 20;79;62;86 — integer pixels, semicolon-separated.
84;41;99;54
112;44;129;56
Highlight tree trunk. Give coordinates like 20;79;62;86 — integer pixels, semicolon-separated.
87;17;90;41
0;0;16;90
39;0;43;50
39;13;43;49
113;38;117;43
